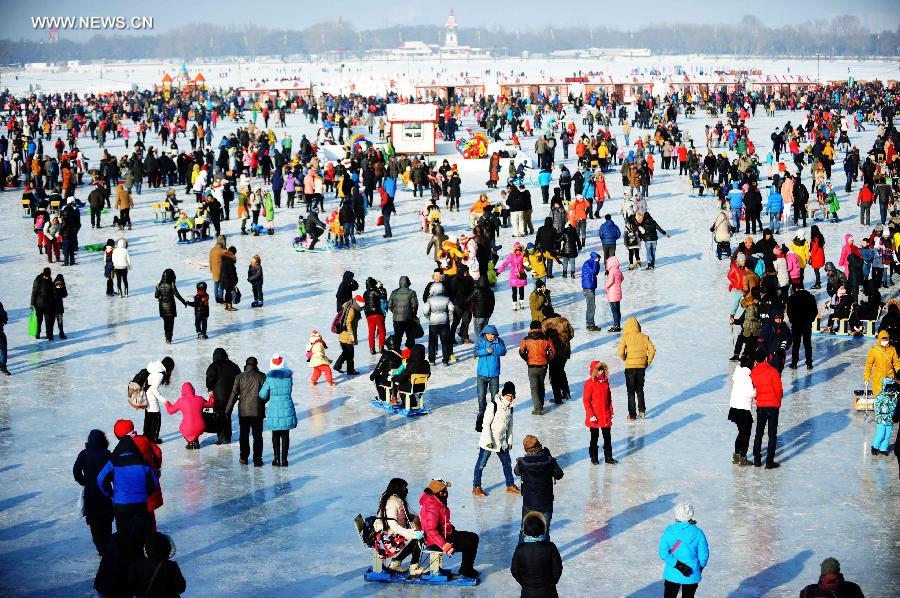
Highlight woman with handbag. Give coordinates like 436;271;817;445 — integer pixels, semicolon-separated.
496;242;528;311
657;503;709;598
373;478;426;576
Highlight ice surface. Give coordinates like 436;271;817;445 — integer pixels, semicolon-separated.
0;68;899;597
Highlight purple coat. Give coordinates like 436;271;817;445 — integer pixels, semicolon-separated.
284;173;296;193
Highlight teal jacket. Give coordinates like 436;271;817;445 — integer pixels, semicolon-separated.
658;521;709;585
259;368;297;431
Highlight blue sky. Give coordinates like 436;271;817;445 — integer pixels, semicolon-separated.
4;0;899;40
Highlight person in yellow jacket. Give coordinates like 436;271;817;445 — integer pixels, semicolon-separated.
524;244;560;283
617;317;657;420
864;330;900;396
788;231;810;269
439;239;467;277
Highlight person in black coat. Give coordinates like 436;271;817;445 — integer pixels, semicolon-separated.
471;276;495;337
510;511;563;598
219;248;239;311
392;344;431;395
758;311;792;372
60;199;81;266
30;267;56;340
786;283;817;369
514;435;564;541
878;302;900;348
94;528;145;598
534;217;558;270
128;532;186;598
206;347;241;445
73;429;114;555
154;269;186;344
336;270;359;312
370;335;403;402
53;273;68;339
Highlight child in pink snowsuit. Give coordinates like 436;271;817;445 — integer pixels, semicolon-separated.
165;382;214;449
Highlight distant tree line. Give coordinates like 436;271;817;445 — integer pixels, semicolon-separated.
1;15;898;64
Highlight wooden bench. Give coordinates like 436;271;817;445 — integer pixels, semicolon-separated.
49;200;61;214
152;202;173;221
22;199;32;217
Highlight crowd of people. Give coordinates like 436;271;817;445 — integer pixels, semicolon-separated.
1;75;896;595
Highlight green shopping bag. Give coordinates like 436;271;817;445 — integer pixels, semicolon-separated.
27;309;38;337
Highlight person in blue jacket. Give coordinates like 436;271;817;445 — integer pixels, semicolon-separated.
537;167;552;205
767;184;784;234
259;353;297;467
727;183;744;232
474;324;507;424
96;433;158;538
658;503;709;598
598;214;621;264
581;252;602;331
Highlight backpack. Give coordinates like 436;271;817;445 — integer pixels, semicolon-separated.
128;368;150;409
475;397;498;433
360;515;378;547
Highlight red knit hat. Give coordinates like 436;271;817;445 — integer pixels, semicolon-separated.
354;295;364;304
401;348;412;359
113;419;135;438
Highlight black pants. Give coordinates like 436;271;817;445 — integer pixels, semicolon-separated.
195;317;208;335
106;274;115;296
119;208;131;228
272;430;290;463
602;244;616;263
589;427;612;462
791;326;812;366
394;537;422;566
334;342;355;373
252;284;263;303
239;415;264;463
91;209;102;227
548;358;570;402
35;308;55;339
428;324;451;363
731;409;753;456
753;407;780;463
56;313;65;337
89;519;113;555
664;581;698;598
444;530;479;571
215;404;232;443
113;503;149;538
162;316;175;342
450;306;472;342
511;286;525;302
392;320;415;348
115;269;128;295
143;411;161;443
624;368;646;417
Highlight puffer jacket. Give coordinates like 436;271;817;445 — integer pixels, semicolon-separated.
729;366;756;411
471;276;495;319
145;360;168;413
599;219;621;246
96;435;158;506
514;447;564;512
363;277;386;316
605;256;624;302
73;430;113;526
260;367;297;431
338;301;361;345
497;243;528;288
617;317;656;369
658;521;709;585
225;363;267;418
474;324;506;377
419;491;454;549
864;330;900;395
154;281;184;319
750;360;783;408
423;283;452;325
305;332;331;368
583;361;613;428
165;382;214;442
479;394;514;452
581;252;601;290
206;348;241;406
111;239;131;270
558;226;580;258
519;330;556;366
388;276;418;322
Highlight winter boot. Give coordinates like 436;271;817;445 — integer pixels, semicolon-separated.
472;487;487;497
605;457;618;464
738;455;753;467
505;485;522;495
732;452;740;465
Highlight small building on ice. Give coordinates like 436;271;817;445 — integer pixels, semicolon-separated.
236;81;313;104
386;103;439;155
498;77;569;103
415;78;485;103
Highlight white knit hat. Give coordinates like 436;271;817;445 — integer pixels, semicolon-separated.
674;503;694;522
270;353;285;369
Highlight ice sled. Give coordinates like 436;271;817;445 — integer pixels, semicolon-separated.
813;313;878;338
177;236;214;245
853;389;875;412
291;237;327;252
83;243;106;252
371;375;429;417
354;515;478;587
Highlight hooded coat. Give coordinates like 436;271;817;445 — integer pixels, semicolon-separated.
111;238;131;270
479;393;514;452
73;430;114;525
514;447;564;513
617;318;656;369
165;382;214;442
604;256;624;302
583;361;613;428
658;521;709;585
864;330;900;395
474;324;506;377
729;365;756;411
336;270;359;312
423;282;452;325
388;276;418;322
206;348;241;407
97;435;158;506
581;252;601;290
145;360;168;413
260;365;297;431
497;243;528;288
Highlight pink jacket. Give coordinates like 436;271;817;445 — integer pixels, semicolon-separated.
605;256;624;302
496;242;527;288
838;233;854;277
165;382;214;442
418;491;454;548
786;252;801;279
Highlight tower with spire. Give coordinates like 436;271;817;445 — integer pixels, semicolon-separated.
445;9;458;48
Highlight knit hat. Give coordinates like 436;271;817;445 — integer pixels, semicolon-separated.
674;502;694;522
66;196;75;204
427;479;451;494
401;348;412;359
43;267;51;276
113;419;135;439
354;294;364;304
245;356;258;366
797;230;805;239
530;320;542;330
502;381;516;397
270;353;284;368
523;434;541;452
820;557;841;575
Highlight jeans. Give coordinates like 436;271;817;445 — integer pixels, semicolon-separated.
214;280;224;303
576;220;587;245
476;376;499;417
644;240;657;266
382;209;392;237
731;207;742;231
473;317;489;338
769;211;782;233
239;415;264;463
624;368;646;417
134;180;142;194
562;256;576;275
609;301;621;327
62;238;77;264
519;507;552;543
527;365;548;412
753;407;780;463
583;289;596;326
879;202;889;225
873;423;893;451
473;448;514;488
589;427;612;462
428;324;451;363
860;204;872;225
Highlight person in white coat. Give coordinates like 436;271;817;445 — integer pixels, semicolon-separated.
472;381;520;496
373;478;426;576
111;237;132;297
727;357;756;466
143;357;174;444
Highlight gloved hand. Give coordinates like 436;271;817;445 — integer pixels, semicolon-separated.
780;340;787;349
590;416;598;423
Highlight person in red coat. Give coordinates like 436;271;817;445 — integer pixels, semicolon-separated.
582;361;617;465
113;419;163;529
749;349;783;469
